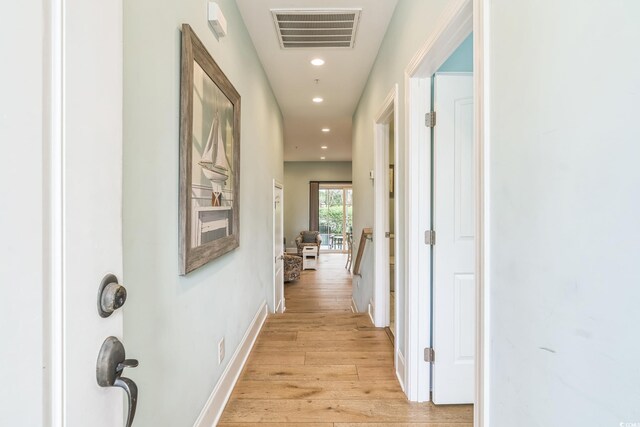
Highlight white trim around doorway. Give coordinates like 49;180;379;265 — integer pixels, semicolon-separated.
47;0;65;424
473;0;490;425
372;84;399;329
372;83;401;386
273;179;285;314
403;0;475;405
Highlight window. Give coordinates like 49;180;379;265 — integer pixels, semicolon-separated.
318;184;352;252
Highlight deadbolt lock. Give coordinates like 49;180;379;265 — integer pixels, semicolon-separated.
97;274;127;318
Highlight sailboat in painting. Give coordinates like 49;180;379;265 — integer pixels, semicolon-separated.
199;111;230;205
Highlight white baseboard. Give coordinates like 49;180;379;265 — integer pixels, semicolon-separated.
351;297;358;313
396;350;406;392
275;298;284;314
193;300;268;427
368;299;375;325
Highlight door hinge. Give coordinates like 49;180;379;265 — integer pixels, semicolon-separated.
425;230;436;245
425;111;436;128
424;347;435;363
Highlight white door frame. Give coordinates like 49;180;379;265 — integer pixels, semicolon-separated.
403;0;483;408
472;0;489;425
372;85;399;331
273;180;285;313
49;1;65;423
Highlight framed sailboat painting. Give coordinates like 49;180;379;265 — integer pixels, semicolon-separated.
179;24;241;274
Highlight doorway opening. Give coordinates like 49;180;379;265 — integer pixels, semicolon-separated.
273;180;285;313
318;183;353;254
403;0;480;410
372;85;399;378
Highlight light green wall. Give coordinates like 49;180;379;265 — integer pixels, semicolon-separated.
123;0;283;425
283;161;352;248
352;0;454;354
489;1;640;424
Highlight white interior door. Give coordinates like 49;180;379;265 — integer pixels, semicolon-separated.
274;182;285;313
432;73;475;404
56;0;127;424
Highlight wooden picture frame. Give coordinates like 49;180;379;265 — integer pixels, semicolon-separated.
179;24;241;275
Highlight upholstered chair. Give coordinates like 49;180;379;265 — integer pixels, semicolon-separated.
294;231;322;256
283;254;303;282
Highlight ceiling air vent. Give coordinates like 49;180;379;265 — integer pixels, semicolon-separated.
271;8;362;49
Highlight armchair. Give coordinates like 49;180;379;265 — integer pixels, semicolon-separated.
283;254;303;282
295;231;322;256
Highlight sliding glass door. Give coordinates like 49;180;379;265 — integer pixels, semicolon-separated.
318;184;352;253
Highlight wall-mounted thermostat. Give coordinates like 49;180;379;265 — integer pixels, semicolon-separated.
208;2;227;37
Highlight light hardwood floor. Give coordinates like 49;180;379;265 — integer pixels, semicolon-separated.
219;254;473;426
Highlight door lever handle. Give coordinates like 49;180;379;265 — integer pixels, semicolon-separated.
117;359;139;373
114;376;137;427
97;337;139;427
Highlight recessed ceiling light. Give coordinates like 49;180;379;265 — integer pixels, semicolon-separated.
321;146;328;149
311;58;325;66
320;156;326;160
321;128;330;132
312;97;323;103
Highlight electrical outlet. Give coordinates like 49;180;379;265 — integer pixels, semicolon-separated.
218;338;225;364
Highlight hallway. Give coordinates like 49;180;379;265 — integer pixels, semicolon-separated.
219;254;473;425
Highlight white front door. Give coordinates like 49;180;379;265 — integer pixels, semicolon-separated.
431;73;475;404
55;0;128;424
273;181;285;313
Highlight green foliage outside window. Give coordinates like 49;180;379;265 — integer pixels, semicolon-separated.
319;188;353;238
319;205;353;234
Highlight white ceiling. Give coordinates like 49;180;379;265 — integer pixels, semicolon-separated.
236;0;398;162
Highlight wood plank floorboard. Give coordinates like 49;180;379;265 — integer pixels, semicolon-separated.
231;380;406;400
220;400;472;423
242;365;360;381
335;424;473;427
305;351;393;366
218;424;332;427
297;330;389;341
220;254;473;425
253;340;394;353
248;352;306;365
356;365;399;381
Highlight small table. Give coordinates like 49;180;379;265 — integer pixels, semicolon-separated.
302;246;317;270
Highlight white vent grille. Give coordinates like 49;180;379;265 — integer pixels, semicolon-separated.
271;9;362;49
